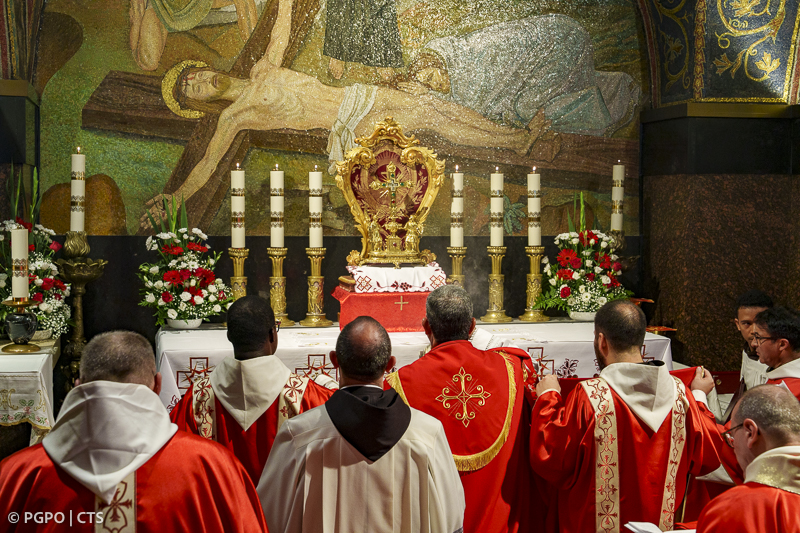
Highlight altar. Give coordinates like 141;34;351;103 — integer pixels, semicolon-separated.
156;321;672;410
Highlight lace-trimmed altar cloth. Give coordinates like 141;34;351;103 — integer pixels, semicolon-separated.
346;262;446;293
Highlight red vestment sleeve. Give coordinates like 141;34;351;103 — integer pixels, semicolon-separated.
169;382;200;433
530;389;595;489
696;483;800;533
683;391;725;478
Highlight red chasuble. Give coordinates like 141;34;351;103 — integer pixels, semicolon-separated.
0;432;267;532
531;368;723;533
384;340;538;533
170;375;333;485
696;483;800;532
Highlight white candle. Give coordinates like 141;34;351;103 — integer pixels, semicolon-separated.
450;166;464;247
611;162;625;231
70;148;86;232
453;165;464;193
231;164;245;248
10;227;29;299
490;168;504;246
528;168;541;246
309;167;323;248
270;166;285;248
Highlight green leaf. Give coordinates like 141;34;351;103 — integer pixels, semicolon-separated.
180;195;188;230
579;192;586;233
145;211;160;236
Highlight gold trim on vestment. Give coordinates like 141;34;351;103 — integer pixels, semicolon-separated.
389;352;517;472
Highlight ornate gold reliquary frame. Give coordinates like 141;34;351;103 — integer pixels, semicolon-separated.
335;117;445;268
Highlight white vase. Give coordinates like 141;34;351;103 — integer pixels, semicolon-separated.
167;318;203;329
568;311;596;322
32;329;53;341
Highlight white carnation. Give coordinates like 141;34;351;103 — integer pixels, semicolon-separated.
149;266;159;275
571;238;579;244
209;294;217;303
601;275;611;284
590;239;596;245
158;298;166;306
207;284;218;293
544;264;551;275
549;278;556;286
598;297;608;306
601;241;608;248
208;258;215;266
595;266;603;274
179;302;187;311
579;285;586;293
145;293;156;303
145;236;153;250
178;228;188;233
180;291;192;302
213;305;221;313
157;232;172;240
585;260;593;267
610;254;619;261
0;280;5;288
193;295;203;305
581;292;591;302
572;271;581;280
167;309;178;319
192;228;208;240
145;280;153;288
34;278;43;287
154;281;164;289
541;257;549;264
567;296;577;306
189;279;196;287
39;303;52;313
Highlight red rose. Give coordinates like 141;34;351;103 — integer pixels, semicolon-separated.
41;278;54;291
54;279;66;291
179;269;192;281
557;249;578;267
187;242;208;253
28;244;35;252
161;292;174;303
32;292;43;302
586;273;596;282
569;257;582;269
49;241;63;252
612;262;622;272
559;286;571;298
15;217;32;231
556;268;574;280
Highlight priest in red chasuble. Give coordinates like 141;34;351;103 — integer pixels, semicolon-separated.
697;385;800;532
170;295;334;484
0;331;267;532
384;285;539;533
531;300;723;532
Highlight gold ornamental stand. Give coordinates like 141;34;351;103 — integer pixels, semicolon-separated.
300;248;333;327
447;246;467;287
228;248;249;301
2;298;40;353
57;231;107;387
480;246;513;323
520;245;549;322
268;247;294;327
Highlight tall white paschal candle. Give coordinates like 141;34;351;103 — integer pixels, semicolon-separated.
270;166;285;247
450;166;464;247
10;227;29;299
528;168;542;246
230;165;246;248
490;169;504;246
70;148;86;232
611;162;625;231
309;167;323;248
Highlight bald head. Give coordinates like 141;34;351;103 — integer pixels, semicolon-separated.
594;299;646;353
734;385;800;446
335;317;392;381
80;331;157;387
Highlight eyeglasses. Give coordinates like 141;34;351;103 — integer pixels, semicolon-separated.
752;335;777;345
274;321;281;333
722;424;744;448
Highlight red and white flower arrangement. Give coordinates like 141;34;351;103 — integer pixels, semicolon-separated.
0;219;71;338
534;197;632;313
139;199;232;326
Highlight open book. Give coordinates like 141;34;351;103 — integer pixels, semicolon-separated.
625;523;696;533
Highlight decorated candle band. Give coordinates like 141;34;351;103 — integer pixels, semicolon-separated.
270;188;285;196
70;196;86;212
490;213;504;226
612;200;624;213
309;189;324;196
528;213;542;227
613;180;624;188
12;258;27;277
270;213;285;227
231;188;245;197
452;189;464;198
71;171;85;180
310;213;323;227
231;212;245;228
491;189;503;198
528;189;542;198
450;213;464;225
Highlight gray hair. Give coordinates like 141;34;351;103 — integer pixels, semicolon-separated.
426;285;473;342
734;385;800;445
80;331;157;386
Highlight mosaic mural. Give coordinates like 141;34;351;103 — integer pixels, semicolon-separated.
34;0;647;237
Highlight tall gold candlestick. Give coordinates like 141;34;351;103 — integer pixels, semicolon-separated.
520;245;549;322
480;246;513;323
447;246;467;287
228;248;249;301
300;248;333;327
268;247;294;327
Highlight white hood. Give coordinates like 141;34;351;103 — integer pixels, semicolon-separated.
210;355;291;431
600;363;678;433
42;381;177;504
766;357;800;380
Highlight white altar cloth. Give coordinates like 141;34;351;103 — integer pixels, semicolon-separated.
346;263;447;293
156;321;672;410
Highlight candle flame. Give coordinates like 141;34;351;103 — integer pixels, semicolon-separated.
495;166;499;172
455;165;459;171
314;165;318;171
76;147;81;154
275;164;279;170
618;160;621;163
533;166;536;172
236;162;240;169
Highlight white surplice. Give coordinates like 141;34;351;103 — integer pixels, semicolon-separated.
257;405;465;533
